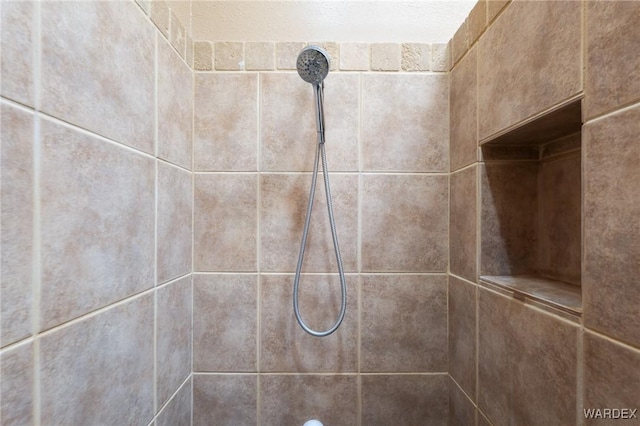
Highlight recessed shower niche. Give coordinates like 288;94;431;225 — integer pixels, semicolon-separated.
480;99;583;317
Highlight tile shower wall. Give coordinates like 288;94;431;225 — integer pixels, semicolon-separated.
1;1;193;425
449;1;640;425
192;42;451;425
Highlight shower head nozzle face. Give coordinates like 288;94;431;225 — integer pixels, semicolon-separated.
296;46;330;85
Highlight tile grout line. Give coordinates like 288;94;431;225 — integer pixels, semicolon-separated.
32;0;42;423
153;29;160;419
256;70;262;426
474;161;481;406
357;71;363;426
190;44;196;426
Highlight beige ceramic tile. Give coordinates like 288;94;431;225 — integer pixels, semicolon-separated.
40;118;155;330
452;20;469;65
477;287;510;424
370;43;401;71
157;161;192;284
194;174;257;271
361;274;447;372
584;106;640;347
193;374;256;426
478;287;578;426
487;0;510;23
449;276;477;399
261;375;357;425
157;378;191;426
260;174;358;272
169;12;186;58
158;36;193;169
362;74;449;172
194;73;258;171
450;47;478;172
41;1;155;153
478;0;581;140
0;343;33;426
40;294;154;425
449;377;476;426
361;174;448;272
450;165;478;282
586;1;640;119
260;274;358;372
480;163;538;276
1;1;35;107
186;33;194;68
151;0;170;37
194;41;212;71
432;43;451;72
245;41;275;70
276;41;305;70
260;73;359;172
157;276;192;407
539;153;581;285
135;0;150;15
362;374;448;426
339;42;370;71
309;41;339;71
215;41;243;70
193;274;257;372
167;0;191;35
468;0;487;45
584;332;640;425
478;411;492;426
1;104;33;346
401;43;431;71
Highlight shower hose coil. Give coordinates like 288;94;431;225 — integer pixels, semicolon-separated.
293;131;347;337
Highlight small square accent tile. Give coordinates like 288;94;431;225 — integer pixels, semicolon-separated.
150;0;170;37
169;12;186;59
194;41;212;71
215;41;243;70
432;43;451;72
468;0;487;44
452;19;469;65
371;43;401;71
309;41;339;71
245;41;275;70
276;41;305;70
185;33;193;68
339;42;370;71
401;43;431;71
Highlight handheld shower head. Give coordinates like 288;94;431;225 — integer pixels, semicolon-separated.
296;46;331;138
296;46;330;85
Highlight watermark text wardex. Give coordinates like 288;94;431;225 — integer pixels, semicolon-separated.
584;408;638;420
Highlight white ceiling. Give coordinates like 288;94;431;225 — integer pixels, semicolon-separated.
191;1;477;43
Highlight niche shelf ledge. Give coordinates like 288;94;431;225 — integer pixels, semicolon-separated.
480;275;582;317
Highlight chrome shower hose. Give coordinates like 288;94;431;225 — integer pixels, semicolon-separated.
293;128;347;337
